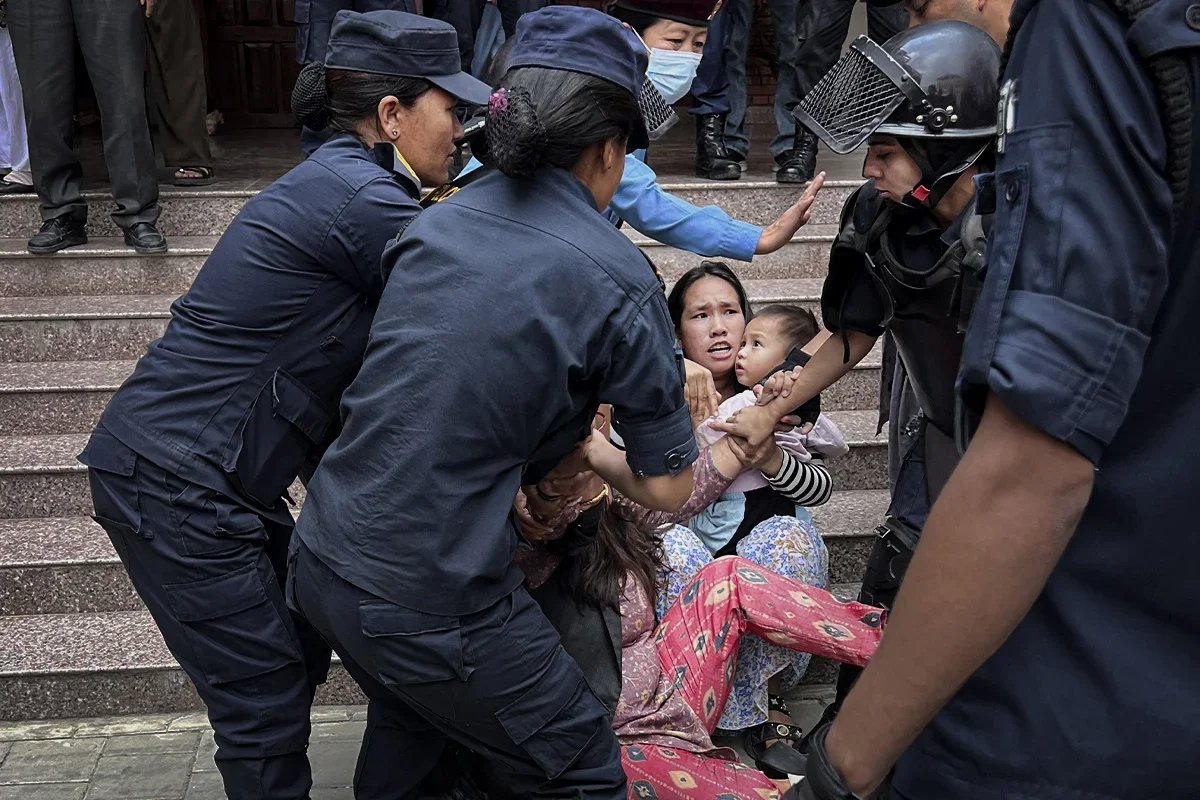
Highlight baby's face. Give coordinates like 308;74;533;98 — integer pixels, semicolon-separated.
735;317;792;387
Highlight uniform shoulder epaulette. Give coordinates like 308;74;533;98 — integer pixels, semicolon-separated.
420;164;495;209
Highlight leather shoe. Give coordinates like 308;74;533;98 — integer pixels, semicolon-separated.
775;131;819;184
28;217;87;254
0;181;34;195
123;222;167;254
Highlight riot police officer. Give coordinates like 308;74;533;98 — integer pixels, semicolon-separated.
786;1;1200;798
79;11;490;800
712;20;999;636
288;7;697;797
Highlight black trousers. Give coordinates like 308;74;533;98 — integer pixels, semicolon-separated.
289;540;626;799
428;0;550;72
84;430;332;799
6;0;159;229
146;0;213;170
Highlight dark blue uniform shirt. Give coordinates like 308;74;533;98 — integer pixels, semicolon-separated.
895;2;1200;798
295;166;698;615
83;134;421;508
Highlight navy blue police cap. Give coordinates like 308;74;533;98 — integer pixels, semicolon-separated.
325;10;491;106
507;6;651;150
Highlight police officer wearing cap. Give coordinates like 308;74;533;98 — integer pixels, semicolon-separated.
712;19;999;657
78;11;490;800
776;1;1200;798
288;7;697;797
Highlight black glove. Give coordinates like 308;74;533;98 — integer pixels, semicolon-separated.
761;347;822;429
782;724;862;800
795;390;822;429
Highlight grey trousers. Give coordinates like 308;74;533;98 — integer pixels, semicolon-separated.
147;0;213;170
7;0;159;228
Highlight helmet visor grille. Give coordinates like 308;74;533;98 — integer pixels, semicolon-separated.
640;78;679;142
795;37;907;154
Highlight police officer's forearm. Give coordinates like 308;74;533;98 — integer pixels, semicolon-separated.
823;394;1095;794
761;331;876;420
583;430;696;512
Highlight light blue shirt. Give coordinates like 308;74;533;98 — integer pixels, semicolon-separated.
611;150;761;262
462;152;763;262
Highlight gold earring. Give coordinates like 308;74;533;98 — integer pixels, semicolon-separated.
391;129;399;137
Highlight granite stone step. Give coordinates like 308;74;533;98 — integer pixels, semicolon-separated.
0;182;860;240
0;492;888;615
0;581;869;719
628;224;838;281
0;295;174;363
0;237;212;298
0;279;835;362
0;361;132;436
0;609;367;720
0;343;882;436
0;415;887;519
0;228;840;298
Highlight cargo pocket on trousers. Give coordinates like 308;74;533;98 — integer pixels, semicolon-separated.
360;602;471;685
81;429;147;540
164;562;302;686
496;647;609;780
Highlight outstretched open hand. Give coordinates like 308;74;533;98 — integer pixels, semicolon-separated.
756;172;827;255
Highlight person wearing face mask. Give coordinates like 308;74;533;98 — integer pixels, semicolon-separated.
441;2;826;272
77;12;491;799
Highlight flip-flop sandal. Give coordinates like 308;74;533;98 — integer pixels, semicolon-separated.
173;166;215;187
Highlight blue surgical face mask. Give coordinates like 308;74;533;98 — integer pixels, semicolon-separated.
647;48;703;104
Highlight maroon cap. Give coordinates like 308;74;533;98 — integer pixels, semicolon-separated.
612;0;724;26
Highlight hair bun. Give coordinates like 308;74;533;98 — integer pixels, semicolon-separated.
291;61;331;131
486;87;548;178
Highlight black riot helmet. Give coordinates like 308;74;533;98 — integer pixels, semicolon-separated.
795;20;1001;209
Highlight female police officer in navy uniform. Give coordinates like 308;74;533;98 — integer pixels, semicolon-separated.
77;11;490;800
288;7;697;798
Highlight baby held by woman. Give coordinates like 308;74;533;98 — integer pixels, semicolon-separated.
689;304;848;552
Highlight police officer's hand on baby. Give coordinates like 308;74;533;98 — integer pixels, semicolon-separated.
756;172;827;255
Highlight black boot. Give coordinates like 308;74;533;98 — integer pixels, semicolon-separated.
28;216;87;254
775;130;819;184
694;114;740;181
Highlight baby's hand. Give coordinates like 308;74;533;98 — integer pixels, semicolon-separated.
757;366;802;406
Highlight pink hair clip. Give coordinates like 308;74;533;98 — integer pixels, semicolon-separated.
488;88;508;118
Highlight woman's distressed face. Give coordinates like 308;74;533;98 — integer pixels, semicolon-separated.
677;276;746;381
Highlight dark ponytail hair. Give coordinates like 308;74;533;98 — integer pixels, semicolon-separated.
485;67;640;178
291;62;432;135
666;260;752;331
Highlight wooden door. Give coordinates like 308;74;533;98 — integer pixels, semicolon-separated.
206;0;301;128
